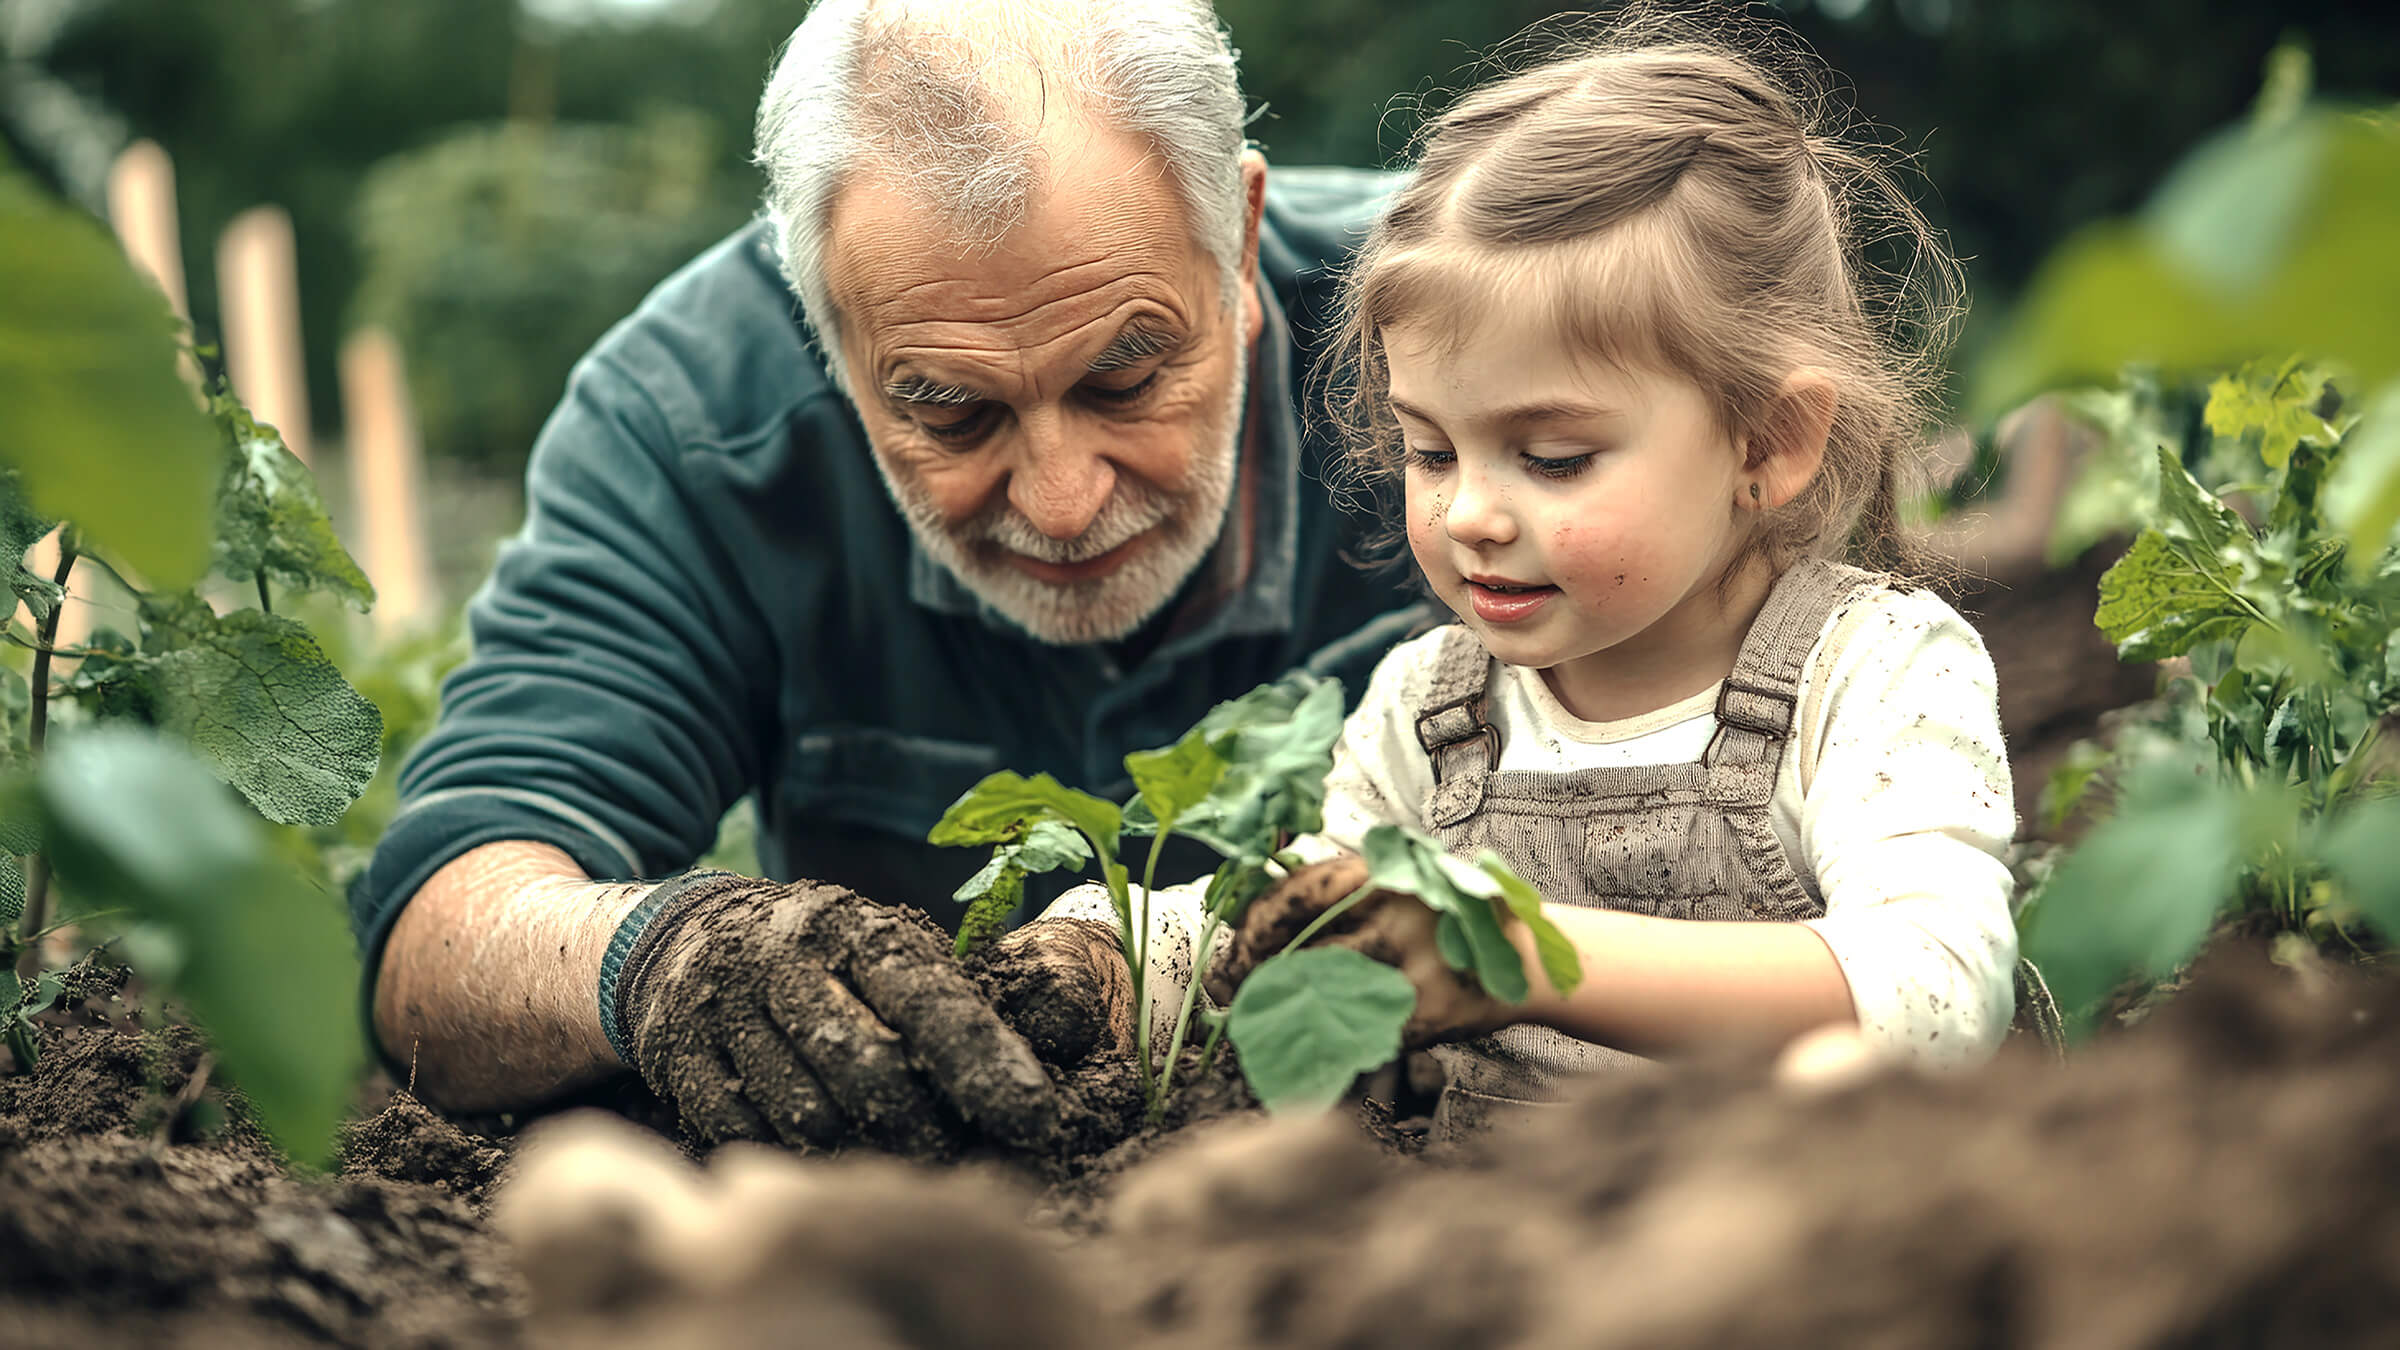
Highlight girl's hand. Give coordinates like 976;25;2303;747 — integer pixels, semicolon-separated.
1204;853;1512;1048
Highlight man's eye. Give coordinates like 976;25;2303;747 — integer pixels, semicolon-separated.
1084;372;1161;406
918;405;995;444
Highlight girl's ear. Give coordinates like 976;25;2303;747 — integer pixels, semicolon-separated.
1741;370;1837;511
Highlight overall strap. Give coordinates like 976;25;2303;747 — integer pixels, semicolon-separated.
1708;559;1881;777
1415;625;1500;828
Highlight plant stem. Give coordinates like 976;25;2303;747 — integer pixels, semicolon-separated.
1151;907;1226;1116
1134;828;1170;1105
1198;1008;1230;1076
1277;879;1381;959
19;536;78;968
255;575;272;615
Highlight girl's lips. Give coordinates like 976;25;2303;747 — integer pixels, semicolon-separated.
1466;580;1557;624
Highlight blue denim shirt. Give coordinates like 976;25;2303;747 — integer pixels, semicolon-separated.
352;167;1431;975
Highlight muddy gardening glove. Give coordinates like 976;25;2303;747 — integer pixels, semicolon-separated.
603;871;1114;1156
1204;853;1513;1049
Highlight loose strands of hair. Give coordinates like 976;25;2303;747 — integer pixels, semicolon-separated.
1320;4;1967;584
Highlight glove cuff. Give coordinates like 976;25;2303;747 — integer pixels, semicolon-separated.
596;869;737;1067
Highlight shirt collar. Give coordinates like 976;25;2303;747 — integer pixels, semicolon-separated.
906;280;1305;646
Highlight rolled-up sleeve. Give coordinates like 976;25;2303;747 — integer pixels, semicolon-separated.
350;349;777;971
1795;593;2019;1066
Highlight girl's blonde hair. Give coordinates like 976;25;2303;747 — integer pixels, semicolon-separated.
1328;11;1965;576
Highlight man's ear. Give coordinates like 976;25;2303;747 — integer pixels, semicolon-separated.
1742;369;1836;511
1238;149;1268;346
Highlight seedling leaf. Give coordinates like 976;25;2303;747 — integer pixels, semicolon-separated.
1227;945;1415;1113
2319;798;2400;940
2020;758;2246;1025
0;165;215;585
1122;729;1229;832
29;726;363;1166
949;819;1091;956
1161;674;1346;859
1479;852;1580;996
2094;530;2254;662
209;391;377;610
134;601;383;825
931;771;1121;864
1358;824;1533;1004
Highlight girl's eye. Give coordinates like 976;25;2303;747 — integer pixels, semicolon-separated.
919;405;996;445
1085;372;1162;406
1406;447;1455;472
1522;452;1592;481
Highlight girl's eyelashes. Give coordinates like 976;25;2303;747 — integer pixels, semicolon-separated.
1405;446;1456;472
1522;451;1593;480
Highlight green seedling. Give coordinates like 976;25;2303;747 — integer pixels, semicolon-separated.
931;672;1582;1118
0;158;379;1164
2024;357;2400;1025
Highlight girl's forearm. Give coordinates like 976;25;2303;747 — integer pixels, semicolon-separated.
1509;907;1857;1056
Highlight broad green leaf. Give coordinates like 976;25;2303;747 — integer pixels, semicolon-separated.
1972;110;2400;421
0;468;61;624
2038;740;2112;834
0;167;215;586
30;726;364;1165
2203;358;2335;469
929;770;1121;865
1122;729;1229;832
1358;824;1531;1004
1478;852;1580;996
136;601;384;825
2319;798;2400;942
209;390;376;610
952;861;1024;958
1158;674;1346;859
2019;764;2247;1026
2152;445;2248;560
2093;530;2255;662
948;819;1092;956
0;853;21;925
1226;945;1415;1114
2323;382;2400;567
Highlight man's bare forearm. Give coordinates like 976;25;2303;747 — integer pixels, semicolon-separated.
373;840;652;1112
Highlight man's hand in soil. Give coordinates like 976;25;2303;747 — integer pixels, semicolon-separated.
1205;853;1512;1049
613;873;1125;1155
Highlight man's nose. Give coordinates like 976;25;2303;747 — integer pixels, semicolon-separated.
1007;410;1115;540
1444;467;1516;547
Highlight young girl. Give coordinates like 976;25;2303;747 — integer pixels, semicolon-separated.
1059;24;2023;1136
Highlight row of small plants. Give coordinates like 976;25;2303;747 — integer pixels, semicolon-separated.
1977;52;2400;1025
930;677;1580;1117
1;151;379;1164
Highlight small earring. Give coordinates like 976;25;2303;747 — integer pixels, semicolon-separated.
1748;482;1762;504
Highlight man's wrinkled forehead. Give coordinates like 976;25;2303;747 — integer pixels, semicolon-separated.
821;121;1213;364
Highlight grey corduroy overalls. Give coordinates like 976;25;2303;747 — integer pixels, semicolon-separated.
1410;559;2052;1140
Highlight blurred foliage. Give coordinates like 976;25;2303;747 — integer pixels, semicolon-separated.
351;110;749;467
0;156;380;1164
13;0;2399;475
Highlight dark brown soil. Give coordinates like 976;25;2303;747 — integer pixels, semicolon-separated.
9;931;2400;1348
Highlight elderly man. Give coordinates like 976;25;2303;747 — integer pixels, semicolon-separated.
356;0;1420;1149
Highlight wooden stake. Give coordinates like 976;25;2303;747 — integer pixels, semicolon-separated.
340;327;438;636
216;205;313;465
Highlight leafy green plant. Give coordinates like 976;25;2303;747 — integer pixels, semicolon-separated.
930;672;1581;1117
0;154;381;1164
2020;362;2400;1024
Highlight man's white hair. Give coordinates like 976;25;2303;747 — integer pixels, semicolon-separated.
754;0;1249;391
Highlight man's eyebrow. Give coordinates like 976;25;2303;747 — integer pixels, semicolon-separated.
1086;321;1183;374
1389;397;1618;426
882;372;984;408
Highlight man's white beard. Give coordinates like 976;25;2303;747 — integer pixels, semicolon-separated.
876;356;1245;646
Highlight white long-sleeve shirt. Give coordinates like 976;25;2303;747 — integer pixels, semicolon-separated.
1047;584;2020;1067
